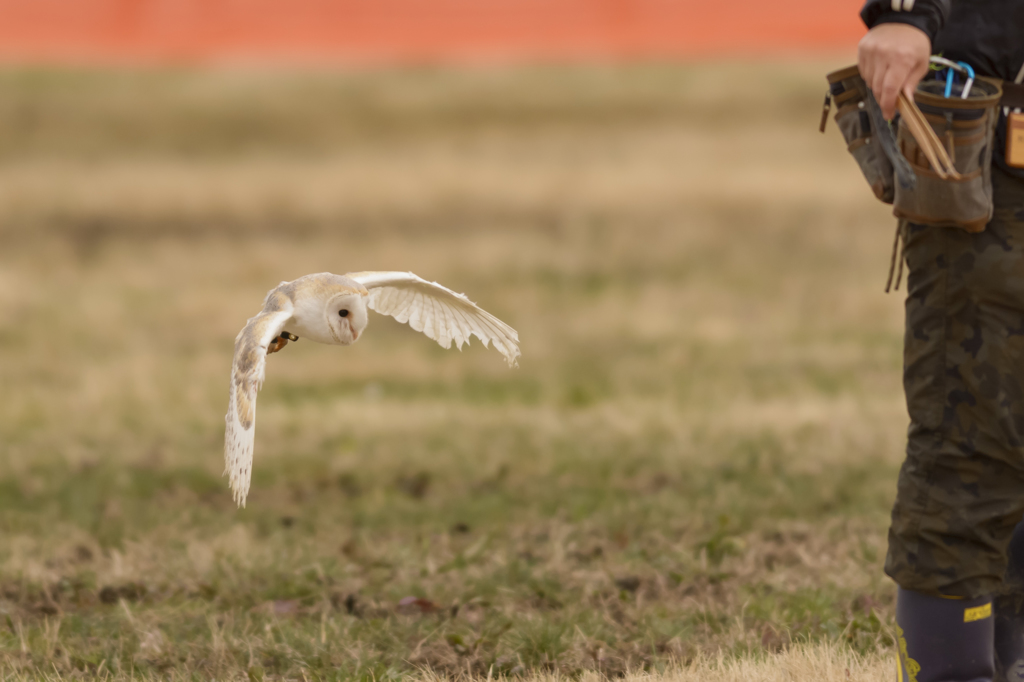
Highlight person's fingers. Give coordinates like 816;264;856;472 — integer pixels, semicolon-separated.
902;82;917;110
868;62;892;115
856;23;932;118
879;65;906;120
908;57;930;87
869;61;886;101
858;40;877;87
902;58;930;105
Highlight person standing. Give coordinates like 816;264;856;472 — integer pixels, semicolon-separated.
857;1;1024;680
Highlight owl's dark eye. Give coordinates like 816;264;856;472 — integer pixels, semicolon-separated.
339;310;349;318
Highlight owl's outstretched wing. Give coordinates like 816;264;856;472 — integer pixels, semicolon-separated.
346;271;520;367
224;296;293;507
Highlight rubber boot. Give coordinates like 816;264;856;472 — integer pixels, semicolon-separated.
995;521;1024;682
896;587;994;682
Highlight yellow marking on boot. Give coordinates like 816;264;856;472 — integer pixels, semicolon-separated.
896;624;920;682
964;602;992;623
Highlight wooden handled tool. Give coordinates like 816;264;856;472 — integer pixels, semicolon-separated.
897;91;960;180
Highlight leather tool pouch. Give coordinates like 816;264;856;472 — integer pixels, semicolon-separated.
892;77;1002;233
824;66;1003;232
824;66;895;203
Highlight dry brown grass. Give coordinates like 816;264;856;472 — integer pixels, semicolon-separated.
0;60;909;679
418;641;891;682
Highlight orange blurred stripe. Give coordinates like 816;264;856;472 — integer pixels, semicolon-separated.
0;0;864;64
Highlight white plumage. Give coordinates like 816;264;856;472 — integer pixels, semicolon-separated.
224;271;520;507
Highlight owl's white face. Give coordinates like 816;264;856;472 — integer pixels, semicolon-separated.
325;292;368;345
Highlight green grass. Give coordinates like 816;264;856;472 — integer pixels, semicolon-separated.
0;60;909;680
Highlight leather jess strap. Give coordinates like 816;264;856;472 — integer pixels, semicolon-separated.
1003;81;1024;110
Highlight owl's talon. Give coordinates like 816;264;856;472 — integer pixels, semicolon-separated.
267;331;298;354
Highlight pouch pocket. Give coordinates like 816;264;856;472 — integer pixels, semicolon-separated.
835;100;895;202
892;77;1002;232
827;66;895;203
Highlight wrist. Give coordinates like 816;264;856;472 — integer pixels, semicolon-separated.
870;15;933;43
860;0;945;42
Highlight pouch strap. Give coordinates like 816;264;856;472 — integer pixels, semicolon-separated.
1002;82;1024;110
885;219;908;294
819;91;832;133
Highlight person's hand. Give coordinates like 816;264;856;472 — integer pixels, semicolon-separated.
858;23;931;120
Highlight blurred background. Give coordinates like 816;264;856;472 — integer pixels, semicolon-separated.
0;2;906;680
0;0;863;64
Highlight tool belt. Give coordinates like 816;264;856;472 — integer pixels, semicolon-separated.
823;65;1005;233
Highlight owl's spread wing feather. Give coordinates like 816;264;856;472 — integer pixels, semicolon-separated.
224;299;293;507
346;271;520;367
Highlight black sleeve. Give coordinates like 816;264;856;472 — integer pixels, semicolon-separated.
860;0;951;42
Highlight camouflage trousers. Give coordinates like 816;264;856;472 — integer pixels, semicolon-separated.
886;167;1024;598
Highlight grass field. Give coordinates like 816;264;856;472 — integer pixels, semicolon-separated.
0;62;907;679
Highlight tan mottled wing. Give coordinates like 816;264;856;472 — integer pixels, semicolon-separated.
224;301;293;507
346;271;520;367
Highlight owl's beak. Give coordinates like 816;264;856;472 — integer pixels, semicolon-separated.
351;329;360;341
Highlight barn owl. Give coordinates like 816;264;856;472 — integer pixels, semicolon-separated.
224;271;520;507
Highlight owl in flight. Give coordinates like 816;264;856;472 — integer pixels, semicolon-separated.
225;271;520;507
